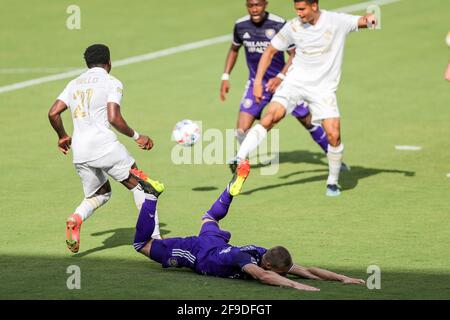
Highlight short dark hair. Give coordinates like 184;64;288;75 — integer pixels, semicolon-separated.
294;0;318;4
84;44;110;68
265;246;293;271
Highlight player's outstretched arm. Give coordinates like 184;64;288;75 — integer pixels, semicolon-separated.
254;44;279;103
243;264;320;291
48;99;71;154
358;13;377;29
107;102;153;150
220;44;240;101
289;264;365;285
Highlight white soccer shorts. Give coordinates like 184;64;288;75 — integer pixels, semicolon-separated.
272;80;340;125
74;142;135;197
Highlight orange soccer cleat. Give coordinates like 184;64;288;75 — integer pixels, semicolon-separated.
229;159;251;196
66;213;82;253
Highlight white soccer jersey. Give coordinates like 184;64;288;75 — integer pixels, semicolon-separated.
57;67;123;163
271;10;360;91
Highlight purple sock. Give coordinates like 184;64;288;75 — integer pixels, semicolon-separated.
309;125;329;153
202;188;233;222
133;198;157;252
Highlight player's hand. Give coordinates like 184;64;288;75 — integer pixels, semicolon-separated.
445;63;450;82
341;277;365;285
220;80;230;101
365;13;377;29
294;282;320;292
136;135;153;150
266;77;282;93
253;82;264;104
58;135;72;155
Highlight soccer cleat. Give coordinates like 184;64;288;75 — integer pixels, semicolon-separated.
129;168;165;197
228;160;251;196
326;184;341;197
340;162;351;172
66;213;82;253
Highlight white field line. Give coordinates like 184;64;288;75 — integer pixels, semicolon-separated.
395;145;422;151
0;68;78;74
0;0;401;95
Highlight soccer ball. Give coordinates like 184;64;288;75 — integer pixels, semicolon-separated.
172;119;201;147
446;31;450;47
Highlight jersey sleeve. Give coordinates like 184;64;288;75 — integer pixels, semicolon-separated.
271;21;294;51
232;24;242;46
107;78;123;105
56;83;71;105
232;251;259;271
335;12;361;34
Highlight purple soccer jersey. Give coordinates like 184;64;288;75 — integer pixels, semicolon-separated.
150;222;267;279
233;13;288;81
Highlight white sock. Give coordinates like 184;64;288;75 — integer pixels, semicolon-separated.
236;124;267;161
236;129;247;146
130;185;161;239
327;144;344;185
75;192;111;221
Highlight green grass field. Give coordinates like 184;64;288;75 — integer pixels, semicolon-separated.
0;0;449;300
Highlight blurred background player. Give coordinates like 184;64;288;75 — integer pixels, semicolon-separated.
130;161;365;291
236;0;377;196
48;44;162;253
220;0;330;171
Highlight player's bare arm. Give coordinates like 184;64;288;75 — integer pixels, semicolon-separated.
266;48;295;93
254;44;279;103
48;99;71;154
358;13;377;29
220;44;241;101
107;102;153;150
288;264;365;285
243;263;320;291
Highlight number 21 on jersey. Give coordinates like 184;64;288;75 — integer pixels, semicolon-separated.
73;88;93;119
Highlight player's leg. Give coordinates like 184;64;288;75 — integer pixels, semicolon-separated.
100;142;162;239
67;165;112;253
202;160;251;223
293;103;350;172
236;112;256;145
129;169;165;253
322;117;343;196
236;101;286;162
292;103;329;153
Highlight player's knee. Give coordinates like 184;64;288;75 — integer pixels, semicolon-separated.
327;131;341;146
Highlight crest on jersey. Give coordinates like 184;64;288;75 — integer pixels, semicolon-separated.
324;30;333;40
243;32;251;39
265;29;276;39
243;98;253;109
168;257;178;267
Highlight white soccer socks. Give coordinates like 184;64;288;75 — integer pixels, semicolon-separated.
75;192;111;221
326;144;344;185
131;185;161;240
236;124;267;161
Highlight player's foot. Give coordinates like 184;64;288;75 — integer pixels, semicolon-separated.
228;158;238;174
228;160;251;196
130;168;165;197
326;184;341;197
66;213;82;253
341;162;351;172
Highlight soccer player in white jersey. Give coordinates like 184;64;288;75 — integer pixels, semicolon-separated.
236;0;377;196
48;44;162;253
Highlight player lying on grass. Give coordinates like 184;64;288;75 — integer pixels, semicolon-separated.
129;161;365;291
